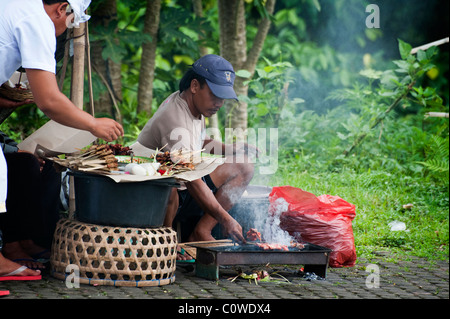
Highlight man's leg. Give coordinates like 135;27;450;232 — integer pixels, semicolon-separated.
188;158;254;241
163;188;194;260
0;153;47;269
163;187;179;228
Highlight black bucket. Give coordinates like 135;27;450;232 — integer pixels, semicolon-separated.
69;171;178;228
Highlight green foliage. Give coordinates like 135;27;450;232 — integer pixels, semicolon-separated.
246;40;449;183
240;58;301;128
1;104;48;142
417;131;449;182
118;91;151;144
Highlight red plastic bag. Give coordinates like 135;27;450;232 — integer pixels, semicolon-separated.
269;186;357;268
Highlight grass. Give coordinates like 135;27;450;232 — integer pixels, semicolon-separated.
253;163;449;263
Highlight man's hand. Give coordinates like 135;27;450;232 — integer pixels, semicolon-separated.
25;69;124;142
0;95;33;108
222;216;246;244
90;118;124;142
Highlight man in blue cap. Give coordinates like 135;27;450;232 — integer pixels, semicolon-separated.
137;55;254;249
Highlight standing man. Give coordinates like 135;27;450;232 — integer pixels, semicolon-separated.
0;0;124;141
0;0;123;279
136;55;255;245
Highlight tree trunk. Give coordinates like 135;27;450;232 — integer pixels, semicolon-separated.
90;0;122;118
218;0;276;139
192;0;219;132
71;23;86;110
218;0;247;139
137;0;162;116
192;0;209;57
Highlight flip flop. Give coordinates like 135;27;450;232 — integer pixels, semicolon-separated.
12;258;45;270
0;265;42;282
0;290;10;297
176;248;195;264
177;259;196;264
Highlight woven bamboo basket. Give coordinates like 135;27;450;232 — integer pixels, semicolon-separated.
51;219;177;287
0;83;33;102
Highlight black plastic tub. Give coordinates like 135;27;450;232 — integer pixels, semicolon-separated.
69;171;178;228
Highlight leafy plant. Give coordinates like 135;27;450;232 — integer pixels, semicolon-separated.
417;129;449;182
337;40;444;155
239;57;303;128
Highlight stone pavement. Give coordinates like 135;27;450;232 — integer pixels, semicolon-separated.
1;253;448;302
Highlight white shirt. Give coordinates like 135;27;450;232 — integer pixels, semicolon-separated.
0;0;57;211
137;91;206;152
0;149;7;213
0;0;57;84
136;91;207;191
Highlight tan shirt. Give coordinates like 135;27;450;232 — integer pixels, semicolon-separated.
137;91;206;152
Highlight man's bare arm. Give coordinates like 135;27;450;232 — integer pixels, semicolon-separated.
26;69;123;142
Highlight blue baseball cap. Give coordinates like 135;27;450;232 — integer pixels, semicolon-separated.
192;54;238;100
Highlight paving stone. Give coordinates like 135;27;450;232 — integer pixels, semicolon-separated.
1;255;448;301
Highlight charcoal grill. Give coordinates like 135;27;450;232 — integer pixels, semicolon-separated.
190;243;331;281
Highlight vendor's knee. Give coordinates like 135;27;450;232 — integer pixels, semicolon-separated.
167;188;179;205
235;161;254;183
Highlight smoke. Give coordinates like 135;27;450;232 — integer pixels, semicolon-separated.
253;197;294;245
230;185;297;245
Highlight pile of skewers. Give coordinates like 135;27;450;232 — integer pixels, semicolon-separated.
150;149;202;175
51;144;203;176
52;144;120;173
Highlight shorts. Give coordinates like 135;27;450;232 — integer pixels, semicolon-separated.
174;175;218;242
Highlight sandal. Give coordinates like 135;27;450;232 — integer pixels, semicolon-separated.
176;248;195;264
13;258;45;270
0;265;41;282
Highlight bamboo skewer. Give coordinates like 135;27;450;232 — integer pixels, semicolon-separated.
425;112;449;119
411;37;449;54
51;144;119;174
